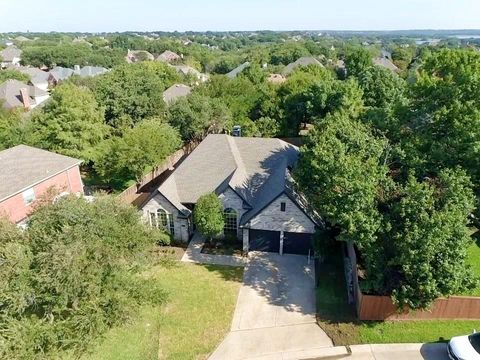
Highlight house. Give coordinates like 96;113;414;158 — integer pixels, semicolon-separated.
156;50;181;63
163;84;192;104
0;145;83;224
73;65;109;77
0;46;22;67
283;56;323;75
0;79;49;110
171;65;209;83
226;62;250;79
266;73;287;84
126;49;154;63
373;57;400;72
141;134;321;255
15;66;50;90
48;66;74;85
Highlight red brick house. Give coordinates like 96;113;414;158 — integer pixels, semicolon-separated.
0;145;83;224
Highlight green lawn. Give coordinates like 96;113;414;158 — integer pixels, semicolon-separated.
465;233;480;296
316;241;480;345
81;262;243;360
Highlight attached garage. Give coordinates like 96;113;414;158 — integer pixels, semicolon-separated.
249;229;280;253
283;232;313;255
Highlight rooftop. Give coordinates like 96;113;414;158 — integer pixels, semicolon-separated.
0;145;82;202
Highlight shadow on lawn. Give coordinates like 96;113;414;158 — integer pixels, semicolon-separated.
200;263;244;283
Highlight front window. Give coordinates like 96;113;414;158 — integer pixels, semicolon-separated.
22;188;35;205
148;209;174;236
223;208;237;235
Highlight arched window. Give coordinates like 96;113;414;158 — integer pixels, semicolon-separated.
154;209;175;236
223;208;237;235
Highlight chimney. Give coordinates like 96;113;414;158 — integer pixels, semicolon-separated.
19;88;31;110
74;64;80;74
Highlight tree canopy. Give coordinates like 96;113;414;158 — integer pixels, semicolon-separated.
194;193;225;241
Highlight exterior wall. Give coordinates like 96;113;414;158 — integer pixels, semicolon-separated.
142;192;190;242
0;165;83;223
248;194;316;233
218;187;247;238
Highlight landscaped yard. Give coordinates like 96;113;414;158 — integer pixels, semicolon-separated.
316;241;480;345
81;262;243;360
465;231;480;296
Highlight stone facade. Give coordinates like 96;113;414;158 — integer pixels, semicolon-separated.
142;193;190;242
218;187;247;238
247;194;316;233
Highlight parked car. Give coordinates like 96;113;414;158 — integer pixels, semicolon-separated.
448;332;480;359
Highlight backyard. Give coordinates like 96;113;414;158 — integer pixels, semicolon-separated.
316;240;480;346
80;262;243;360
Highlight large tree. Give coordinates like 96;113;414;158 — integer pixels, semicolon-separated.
92;62;179;126
29;83;108;161
166;93;231;142
94;118;181;184
0;195;166;359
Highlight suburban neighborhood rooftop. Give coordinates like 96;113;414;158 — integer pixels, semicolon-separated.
0;145;82;201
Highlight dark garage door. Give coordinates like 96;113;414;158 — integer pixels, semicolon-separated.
283;232;313;255
249;229;280;253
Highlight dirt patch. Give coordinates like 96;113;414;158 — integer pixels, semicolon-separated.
317;318;361;346
201;241;243;256
156;245;186;260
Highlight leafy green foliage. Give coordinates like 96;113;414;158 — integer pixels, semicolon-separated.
94;119;181;183
29;83;108;161
344;47;373;78
21;44;124;68
194;193;224;241
0;69;29;83
0;195;166;359
166;93;231;141
92;62;179;125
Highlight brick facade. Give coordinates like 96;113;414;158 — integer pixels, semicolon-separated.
0;166;83;224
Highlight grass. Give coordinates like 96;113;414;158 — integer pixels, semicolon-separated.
316;241;480;345
465;230;480;296
81;262;243;360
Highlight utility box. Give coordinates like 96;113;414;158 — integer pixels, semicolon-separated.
232;125;242;137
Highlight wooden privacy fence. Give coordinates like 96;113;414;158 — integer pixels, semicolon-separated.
118;141;198;204
357;293;480;321
345;242;480;320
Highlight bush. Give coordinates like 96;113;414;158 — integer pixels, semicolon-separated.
0;195;164;359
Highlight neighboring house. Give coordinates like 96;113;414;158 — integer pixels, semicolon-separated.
156;50;181;63
283;56;323;75
373;57;400;72
126;49;154;63
0;145;83;224
15;66;50;90
73;65;109;77
172;64;209;83
0;46;22;67
48;66;74;85
141;134;321;255
163;84;192;104
226;62;250;79
266;73;287;84
0;79;49;110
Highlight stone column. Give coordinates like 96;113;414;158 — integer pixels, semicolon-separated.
279;230;284;255
242;228;249;253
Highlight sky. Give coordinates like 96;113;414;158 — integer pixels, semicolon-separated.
0;0;479;33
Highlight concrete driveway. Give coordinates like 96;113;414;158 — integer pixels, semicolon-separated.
210;252;333;360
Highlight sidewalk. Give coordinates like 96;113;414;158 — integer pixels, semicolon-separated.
339;343;448;360
181;233;247;267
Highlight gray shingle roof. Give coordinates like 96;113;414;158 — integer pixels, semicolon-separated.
0;79;48;109
15;66;50;87
283;56;323;75
373;57;400;72
163;84;191;103
49;66;74;82
226;62;250;79
156;50;181;62
73;65;109;77
0;145;82;202
156;134;299;224
0;46;22;62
